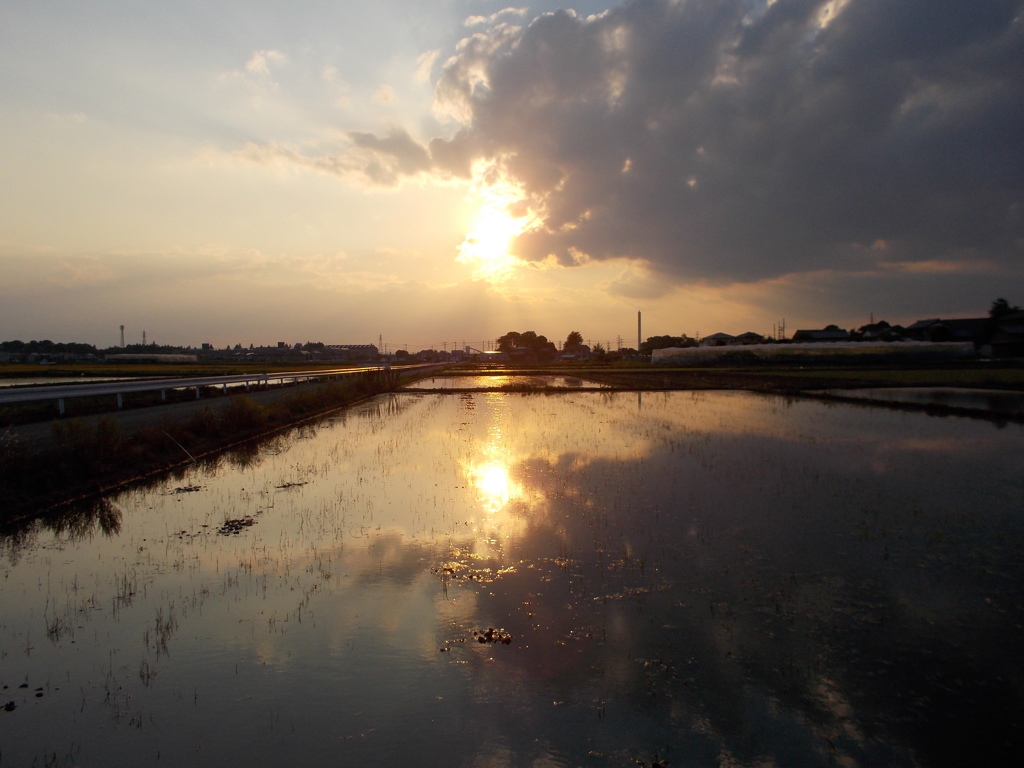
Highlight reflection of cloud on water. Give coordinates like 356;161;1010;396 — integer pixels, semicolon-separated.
6;390;1020;766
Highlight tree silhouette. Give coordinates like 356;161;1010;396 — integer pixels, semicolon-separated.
990;298;1019;318
496;331;557;359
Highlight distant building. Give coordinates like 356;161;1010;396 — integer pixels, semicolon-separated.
700;332;735;347
339;344;379;362
734;332;766;345
792;327;851;342
560;342;591;360
477;350;510;362
905;318;988;345
105;354;198;363
697;332;765;347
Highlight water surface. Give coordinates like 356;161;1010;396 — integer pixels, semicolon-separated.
403;374;609;390
825;386;1024;417
1;391;1021;767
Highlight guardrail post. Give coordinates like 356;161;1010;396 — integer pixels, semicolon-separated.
195;386;200;399
117;393;123;409
58;397;65;416
161;390;167;401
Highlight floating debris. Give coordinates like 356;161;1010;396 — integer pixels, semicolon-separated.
170;485;202;494
217;516;257;535
473;627;513;645
2;701;15;712
431;562;503;585
274;481;308;490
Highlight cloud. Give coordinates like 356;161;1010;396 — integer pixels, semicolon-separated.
245;49;287;77
217;49;289;90
372;84;396;104
423;0;1024;286
230;0;1022;296
601;262;675;300
464;7;529;28
415;50;441;84
322;65;352;107
236;126;433;186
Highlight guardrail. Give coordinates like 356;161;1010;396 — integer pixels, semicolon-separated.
0;363;446;415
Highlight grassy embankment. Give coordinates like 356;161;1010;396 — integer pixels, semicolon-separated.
0;367;404;521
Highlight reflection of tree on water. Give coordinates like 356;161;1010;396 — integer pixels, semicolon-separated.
2;498;122;560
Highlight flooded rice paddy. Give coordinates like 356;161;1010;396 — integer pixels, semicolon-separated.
1;390;1022;767
404;374;610;390
824;387;1024;418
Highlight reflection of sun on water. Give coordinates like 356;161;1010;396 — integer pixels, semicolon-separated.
478;464;511;506
461;400;536;553
468;456;528;555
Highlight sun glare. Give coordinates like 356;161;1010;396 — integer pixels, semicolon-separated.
457;172;531;283
478;464;511;504
458;203;523;281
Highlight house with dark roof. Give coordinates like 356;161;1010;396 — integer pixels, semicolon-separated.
700;332;735;347
905;318;988;346
734;331;766;345
792;327;851;342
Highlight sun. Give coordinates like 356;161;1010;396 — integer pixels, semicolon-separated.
457;202;523;280
456;173;531;282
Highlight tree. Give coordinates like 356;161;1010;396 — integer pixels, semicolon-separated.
990;298;1020;318
564;331;584;350
640;335;696;354
496;330;557;360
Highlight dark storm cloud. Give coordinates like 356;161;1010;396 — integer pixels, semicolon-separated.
415;0;1023;283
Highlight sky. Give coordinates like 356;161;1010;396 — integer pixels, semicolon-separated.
2;0;1022;350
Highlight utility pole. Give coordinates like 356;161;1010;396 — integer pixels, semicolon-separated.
120;325;125;347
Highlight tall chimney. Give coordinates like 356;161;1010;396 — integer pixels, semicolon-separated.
637;311;641;352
